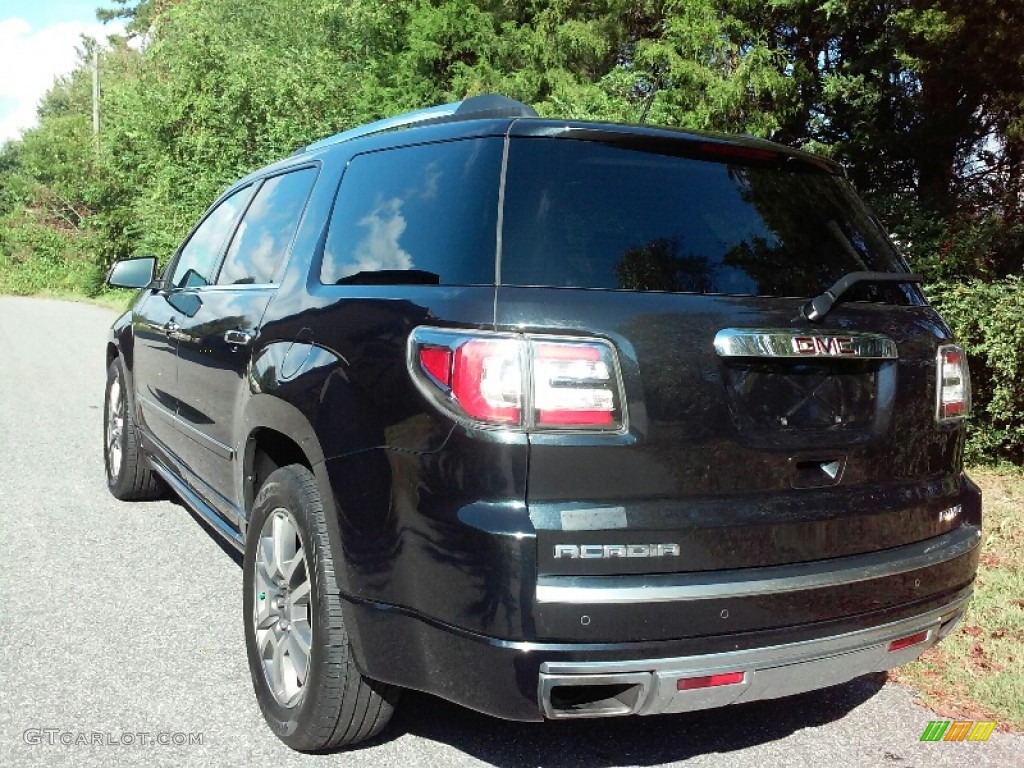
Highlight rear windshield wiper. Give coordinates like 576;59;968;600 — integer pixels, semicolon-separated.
802;271;924;322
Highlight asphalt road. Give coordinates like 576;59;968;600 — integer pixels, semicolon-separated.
0;296;1019;768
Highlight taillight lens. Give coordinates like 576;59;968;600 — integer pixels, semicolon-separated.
409;329;623;431
452;339;522;424
936;344;971;422
532;341;616;427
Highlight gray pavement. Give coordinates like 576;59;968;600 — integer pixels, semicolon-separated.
0;295;1020;767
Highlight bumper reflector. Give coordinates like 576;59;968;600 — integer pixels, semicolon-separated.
677;671;746;691
888;630;929;652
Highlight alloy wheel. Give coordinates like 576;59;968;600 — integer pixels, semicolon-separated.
253;508;313;707
106;377;124;479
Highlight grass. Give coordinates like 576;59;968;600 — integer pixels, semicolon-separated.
0;251;132;311
891;465;1024;730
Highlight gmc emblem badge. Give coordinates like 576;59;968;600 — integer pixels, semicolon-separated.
553;543;681;559
792;336;856;356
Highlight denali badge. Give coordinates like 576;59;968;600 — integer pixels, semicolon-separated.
554;543;681;559
714;328;898;360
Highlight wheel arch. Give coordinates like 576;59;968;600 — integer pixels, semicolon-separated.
240;394;327;516
239;392;357;598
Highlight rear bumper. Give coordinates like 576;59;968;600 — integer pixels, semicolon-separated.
538;591;969;718
533;523;981;641
345;582;975;722
341;490;981;721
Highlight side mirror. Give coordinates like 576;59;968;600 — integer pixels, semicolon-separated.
106;256;157;289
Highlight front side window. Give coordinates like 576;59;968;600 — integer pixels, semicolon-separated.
218;167;318;285
171;185;253;289
501;138;910;301
320;139;503;286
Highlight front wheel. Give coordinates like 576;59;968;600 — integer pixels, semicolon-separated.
104;358;163;500
243;464;398;751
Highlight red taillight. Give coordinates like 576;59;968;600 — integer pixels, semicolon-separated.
410;330;623;431
888;630;929;652
677;671;746;691
936;344;971;422
451;339;522;424
418;346;452;387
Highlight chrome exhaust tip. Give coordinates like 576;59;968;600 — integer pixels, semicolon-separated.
539;672;653;719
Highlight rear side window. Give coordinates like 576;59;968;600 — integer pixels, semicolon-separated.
218;167;317;285
171;185;253;289
501;139;909;300
320;139;503;285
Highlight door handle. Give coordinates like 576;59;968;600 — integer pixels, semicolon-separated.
163;320;180;337
224;329;253;346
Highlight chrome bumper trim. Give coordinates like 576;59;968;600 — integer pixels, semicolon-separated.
536;525;980;605
539;592;970;718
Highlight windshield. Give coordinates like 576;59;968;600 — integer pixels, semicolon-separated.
501;138;913;301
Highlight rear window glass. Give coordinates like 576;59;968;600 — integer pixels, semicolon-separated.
218;166;317;285
320;138;503;286
501;139;909;299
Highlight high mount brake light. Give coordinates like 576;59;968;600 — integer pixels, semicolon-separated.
698;142;778;162
408;329;624;431
936;344;971;422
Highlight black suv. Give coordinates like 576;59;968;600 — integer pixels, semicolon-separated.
104;95;980;751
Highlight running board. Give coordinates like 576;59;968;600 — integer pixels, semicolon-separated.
149;458;245;553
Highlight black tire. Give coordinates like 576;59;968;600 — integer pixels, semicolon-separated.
243;464;399;751
104;358;163;501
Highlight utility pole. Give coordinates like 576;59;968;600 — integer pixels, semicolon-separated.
91;43;100;154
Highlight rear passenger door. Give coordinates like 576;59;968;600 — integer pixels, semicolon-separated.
174;166;318;518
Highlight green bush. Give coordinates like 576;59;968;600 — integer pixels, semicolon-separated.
928;277;1024;465
0;216;104;296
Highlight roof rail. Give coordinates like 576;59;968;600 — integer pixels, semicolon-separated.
298;94;537;154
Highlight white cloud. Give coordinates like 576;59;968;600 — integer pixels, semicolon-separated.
351;197;413;275
0;17;123;144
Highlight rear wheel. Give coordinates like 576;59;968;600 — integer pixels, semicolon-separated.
104;358;163;500
243;464;398;751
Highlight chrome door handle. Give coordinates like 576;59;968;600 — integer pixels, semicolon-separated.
224;329;253;346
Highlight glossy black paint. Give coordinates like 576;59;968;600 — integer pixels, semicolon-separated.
106;111;981;722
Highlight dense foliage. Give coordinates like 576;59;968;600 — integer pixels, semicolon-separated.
0;0;1020;462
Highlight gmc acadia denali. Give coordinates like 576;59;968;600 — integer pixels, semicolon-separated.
103;95;981;751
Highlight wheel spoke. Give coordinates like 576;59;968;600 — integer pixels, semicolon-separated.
255;601;278;630
287;632;309;684
282;547;304;585
290;622;311;657
259;534;277;582
290;578;311;604
270;629;287;695
272;514;296;581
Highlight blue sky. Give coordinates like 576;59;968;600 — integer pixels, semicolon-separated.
0;0;124;143
1;0;106;28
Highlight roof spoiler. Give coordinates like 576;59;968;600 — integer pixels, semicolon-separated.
297;94;537;154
